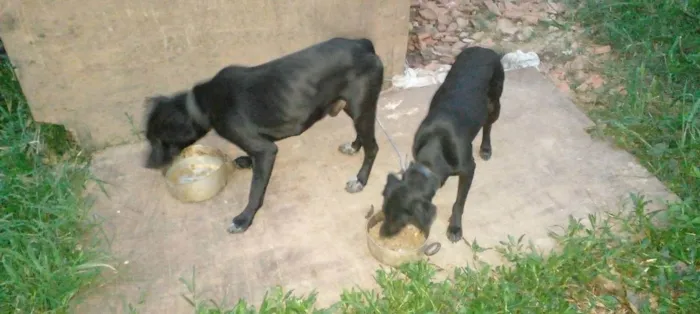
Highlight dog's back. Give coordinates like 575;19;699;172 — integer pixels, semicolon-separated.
419;47;503;138
412;46;504;167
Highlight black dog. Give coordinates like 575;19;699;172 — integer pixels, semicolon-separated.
379;46;504;243
143;37;384;233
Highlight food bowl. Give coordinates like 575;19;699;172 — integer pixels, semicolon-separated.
163;145;233;203
365;207;441;267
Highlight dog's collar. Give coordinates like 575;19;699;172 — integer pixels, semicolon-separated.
409;162;441;189
185;90;209;128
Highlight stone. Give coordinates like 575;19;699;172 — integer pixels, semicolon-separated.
592;45;612;54
456;17;469;29
447;22;458;32
419;9;438;20
443;35;459;43
587;74;605;89
496;18;518;35
557;81;571;94
437;23;447;32
437;13;452;25
471;31;485;41
452;41;468;55
484;1;502;16
567;56;587;71
517;26;535;41
434;44;453;55
523;14;540;25
440;56;455;64
481;38;495;47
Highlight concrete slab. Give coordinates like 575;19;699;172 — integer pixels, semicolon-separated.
75;68;675;313
0;0;409;149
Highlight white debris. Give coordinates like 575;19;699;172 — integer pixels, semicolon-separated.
390;50;541;90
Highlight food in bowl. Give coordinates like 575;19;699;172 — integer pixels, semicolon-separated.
169;163;221;184
368;222;426;251
162;145;231;203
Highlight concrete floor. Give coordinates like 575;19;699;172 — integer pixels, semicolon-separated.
74;68;675;313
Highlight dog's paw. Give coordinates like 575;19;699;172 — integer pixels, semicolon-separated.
345;178;365;193
338;143;359;156
226;215;252;234
446;225;463;243
233;156;253;169
479;147;492;161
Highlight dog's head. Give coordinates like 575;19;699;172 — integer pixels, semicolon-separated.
143;94;208;169
379;166;438;237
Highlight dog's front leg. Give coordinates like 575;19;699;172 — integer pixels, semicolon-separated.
447;159;476;242
226;142;278;234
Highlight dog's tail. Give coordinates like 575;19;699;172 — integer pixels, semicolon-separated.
356;38;376;55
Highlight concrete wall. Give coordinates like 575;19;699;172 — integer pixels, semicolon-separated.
0;0;409;149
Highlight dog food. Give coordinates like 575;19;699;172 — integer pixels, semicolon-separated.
369;222;425;251
171;164;220;184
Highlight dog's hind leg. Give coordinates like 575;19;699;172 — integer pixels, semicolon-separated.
447;157;476;242
478;102;500;161
340;63;383;193
479;66;504;161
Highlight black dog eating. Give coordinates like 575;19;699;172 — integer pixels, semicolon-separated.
379;46;504;243
143;37;384;234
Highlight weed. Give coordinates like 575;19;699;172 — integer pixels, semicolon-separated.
0;56;105;312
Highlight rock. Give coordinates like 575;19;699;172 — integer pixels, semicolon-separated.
451;41;468;55
576;82;590;92
483;1;502;16
546;2;566;15
443;35;459;43
416;31;435;49
440;56;455;64
481;38;495;47
592;45;612;54
456;17;469;29
434;44;453;55
557;81;571;94
419;9;438;20
523;14;540;25
447;22;458;32
437;13;452;25
548;26;559;32
574;70;587;82
503;2;524;20
586;74;605;89
496;18;518;35
437;23;447;32
471;31;485;40
567;56;587;71
517;26;535;41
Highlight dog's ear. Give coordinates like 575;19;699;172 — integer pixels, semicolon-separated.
412;199;437;229
382;173;401;197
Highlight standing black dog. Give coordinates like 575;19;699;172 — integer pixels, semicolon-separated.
143;37;384;234
378;46;504;243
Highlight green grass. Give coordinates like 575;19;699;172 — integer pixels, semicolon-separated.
0;54;105;312
2;0;699;312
